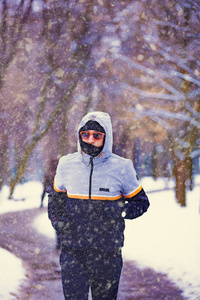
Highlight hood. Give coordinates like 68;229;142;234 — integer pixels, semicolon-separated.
77;111;113;161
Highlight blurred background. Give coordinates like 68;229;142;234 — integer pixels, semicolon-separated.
0;0;199;207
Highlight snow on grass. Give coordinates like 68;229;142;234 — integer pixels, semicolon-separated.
0;248;26;300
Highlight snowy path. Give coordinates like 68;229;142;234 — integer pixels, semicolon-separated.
0;207;184;299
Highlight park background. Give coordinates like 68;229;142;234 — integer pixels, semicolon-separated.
0;0;200;299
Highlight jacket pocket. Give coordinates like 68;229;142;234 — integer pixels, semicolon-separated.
104;201;124;220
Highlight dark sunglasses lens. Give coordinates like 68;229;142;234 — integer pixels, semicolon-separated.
81;132;90;139
93;133;103;140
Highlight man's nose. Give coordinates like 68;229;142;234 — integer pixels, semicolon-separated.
87;135;95;144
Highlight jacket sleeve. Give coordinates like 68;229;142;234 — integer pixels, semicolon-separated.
123;188;150;219
48;190;67;224
121;159;150;219
53;157;67;192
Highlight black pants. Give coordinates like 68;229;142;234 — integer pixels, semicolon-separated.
60;248;123;300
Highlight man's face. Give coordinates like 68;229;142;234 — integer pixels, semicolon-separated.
80;130;104;147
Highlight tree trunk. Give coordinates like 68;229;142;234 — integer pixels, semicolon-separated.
175;160;186;206
9;140;37;199
8;87;75;199
59;107;68;157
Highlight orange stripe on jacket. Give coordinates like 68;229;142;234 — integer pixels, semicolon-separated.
123;185;143;198
54;180;67;193
67;193;122;201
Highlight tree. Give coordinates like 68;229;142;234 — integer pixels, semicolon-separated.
0;0;34;89
0;0;35;188
97;0;200;205
7;0;127;198
1;0;199;205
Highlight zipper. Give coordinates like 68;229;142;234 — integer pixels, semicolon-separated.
89;157;94;200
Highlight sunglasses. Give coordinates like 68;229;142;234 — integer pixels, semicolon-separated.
80;131;105;140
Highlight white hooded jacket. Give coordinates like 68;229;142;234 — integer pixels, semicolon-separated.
54;111;143;200
49;111;149;251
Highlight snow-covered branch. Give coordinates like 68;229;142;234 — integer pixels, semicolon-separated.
143;108;200;129
122;83;184;101
156;46;198;78
129;108;190;151
184;101;200;120
154;20;189;31
169;71;200;87
114;54;185;98
190;149;200;158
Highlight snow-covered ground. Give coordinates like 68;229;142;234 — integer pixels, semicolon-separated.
0;176;200;300
0;248;26;300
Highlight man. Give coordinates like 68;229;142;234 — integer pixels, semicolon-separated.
48;111;150;300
